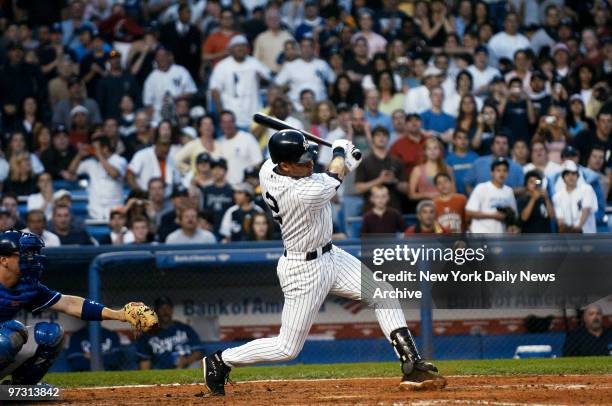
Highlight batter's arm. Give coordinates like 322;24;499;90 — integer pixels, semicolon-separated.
327;156;347;181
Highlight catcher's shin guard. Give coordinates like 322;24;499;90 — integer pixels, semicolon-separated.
11;322;64;385
202;351;232;396
390;327;446;390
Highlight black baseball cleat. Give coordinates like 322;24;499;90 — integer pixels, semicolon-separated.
202;351;232;396
400;360;447;391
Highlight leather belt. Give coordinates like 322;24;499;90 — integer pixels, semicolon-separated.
284;242;332;261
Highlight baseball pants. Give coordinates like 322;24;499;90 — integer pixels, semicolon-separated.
222;245;407;367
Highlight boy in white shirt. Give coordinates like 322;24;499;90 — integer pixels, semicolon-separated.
553;160;598;233
466;157;518;233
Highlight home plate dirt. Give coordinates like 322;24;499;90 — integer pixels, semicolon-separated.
61;375;612;405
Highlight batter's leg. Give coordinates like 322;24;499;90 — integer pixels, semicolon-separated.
328;246;447;390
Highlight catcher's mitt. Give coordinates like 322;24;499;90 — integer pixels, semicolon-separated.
123;302;158;332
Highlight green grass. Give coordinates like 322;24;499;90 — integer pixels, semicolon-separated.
46;357;612;388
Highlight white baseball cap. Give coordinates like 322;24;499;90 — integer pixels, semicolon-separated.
70;105;89;116
423;66;443;78
227;35;248;49
561;160;579;174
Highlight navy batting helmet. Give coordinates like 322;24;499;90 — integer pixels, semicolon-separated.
268;129;317;164
0;230;22;257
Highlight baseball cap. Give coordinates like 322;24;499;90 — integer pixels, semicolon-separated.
211;158;228;170
181;126;197;139
551;43;569;56
561;145;579;158
531;70;547;81
336;102;350;113
53;189;72;201
569;94;583;103
70;105;89;117
416;199;435;213
244;166;258;179
50;23;62;34
67;75;82;87
490;156;509;171
227;34;248;49
171;185;189;198
233;182;254;196
190;105;206;120
423;66;443;78
405;113;421;121
561;160;579;174
154;296;173;309
52;124;68;135
196;152;211;165
474;45;489;55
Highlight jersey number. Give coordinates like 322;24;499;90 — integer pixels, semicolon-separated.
265;192;282;224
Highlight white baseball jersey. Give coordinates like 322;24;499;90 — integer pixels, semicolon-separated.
274;58;335;104
209;56;272;128
220;159;409;368
142;64;197;122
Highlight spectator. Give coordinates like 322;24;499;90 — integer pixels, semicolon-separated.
511;140;530;167
201;8;238;67
518;171;554;233
500;77;536;145
13;96;42;142
446;129;479;196
389;110;406;145
136;296;202;370
466;157;518;234
409;138;454;202
40;126;77;181
377;71;404;117
49;204;94;245
22;209;61;247
98;208;132;245
47;60;76;107
433;173;467;233
157;186;190;243
252;96;303;152
143;47;197;122
275;37;335;105
79;33;111;100
553;160;598;234
0;194;24;230
523;141;561;189
404;200;444;235
216;111;263;185
166;206;216;244
563;305;612;357
331;74;364;108
586;146;610;200
487;13;530;63
96;50;139;120
567;95;594;137
390;113;427;181
572;110;612;167
464;133;525;193
61;0;97;49
66;326;123;372
124;110;153;159
361;185;405;235
68;136;127;220
209;35;272;129
184;152;213;190
26;172;55;220
220;182;263;242
253;6;294;73
159;4;201;81
471;103;501;155
444;73;483;119
467;46;500;97
129;216;153;244
5;132;44;174
0;42;46;130
33;126;52;157
404;66;443;114
353;8;387;58
363;89;392;133
420;87;455;138
0;208;14;232
52;76;102;132
247;212;275;241
127;120;180;196
294;89;317;129
532;107;572;164
4;152;38;196
201;158;234;235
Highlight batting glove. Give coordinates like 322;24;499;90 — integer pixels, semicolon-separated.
331;139;351;157
344;144;363;172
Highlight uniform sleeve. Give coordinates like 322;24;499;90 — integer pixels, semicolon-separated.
142;75;154;107
128;151;144;175
76;159;90;176
27;283;62;314
298;174;341;209
181;68;197;94
583;185;598;211
465;185;482;212
208;63;224;92
323;61;336;84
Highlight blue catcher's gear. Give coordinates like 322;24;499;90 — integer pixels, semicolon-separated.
11;322;64;385
0;231;21;257
18;233;47;284
0;320;28;369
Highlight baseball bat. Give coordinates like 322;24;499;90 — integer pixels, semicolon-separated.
253;113;362;160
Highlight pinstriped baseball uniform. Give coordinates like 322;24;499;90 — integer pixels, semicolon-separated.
221;159;408;367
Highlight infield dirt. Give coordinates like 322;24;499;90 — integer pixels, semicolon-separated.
60;374;611;405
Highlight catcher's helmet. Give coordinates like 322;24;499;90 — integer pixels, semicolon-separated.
0;230;22;256
268;129;317;164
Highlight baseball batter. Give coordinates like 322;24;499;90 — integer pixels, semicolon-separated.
203;130;446;395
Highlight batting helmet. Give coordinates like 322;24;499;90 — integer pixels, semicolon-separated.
268;129;317;164
0;230;21;257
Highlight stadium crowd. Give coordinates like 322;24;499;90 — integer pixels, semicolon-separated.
0;0;610;245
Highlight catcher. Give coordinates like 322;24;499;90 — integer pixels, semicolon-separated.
0;230;158;383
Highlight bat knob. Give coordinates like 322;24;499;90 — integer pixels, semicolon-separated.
352;149;362;160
